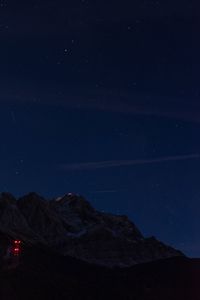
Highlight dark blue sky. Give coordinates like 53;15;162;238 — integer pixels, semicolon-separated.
0;0;200;256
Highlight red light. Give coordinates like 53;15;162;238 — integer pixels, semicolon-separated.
14;240;21;244
12;240;22;256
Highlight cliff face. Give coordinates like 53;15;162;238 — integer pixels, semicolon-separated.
0;192;183;267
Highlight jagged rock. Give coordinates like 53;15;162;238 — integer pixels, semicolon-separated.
17;193;68;244
0;193;38;243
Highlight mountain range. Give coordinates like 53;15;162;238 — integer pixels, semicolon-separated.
0;192;182;267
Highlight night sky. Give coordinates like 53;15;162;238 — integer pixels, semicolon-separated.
0;0;200;257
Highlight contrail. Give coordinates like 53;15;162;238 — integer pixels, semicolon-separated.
60;154;200;171
2;90;200;124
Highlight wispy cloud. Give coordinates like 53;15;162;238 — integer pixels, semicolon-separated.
59;154;200;171
1;87;200;124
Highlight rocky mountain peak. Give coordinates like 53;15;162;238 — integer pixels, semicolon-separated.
18;193;46;207
54;193;94;211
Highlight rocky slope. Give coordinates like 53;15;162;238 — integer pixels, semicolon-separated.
0;192;183;267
